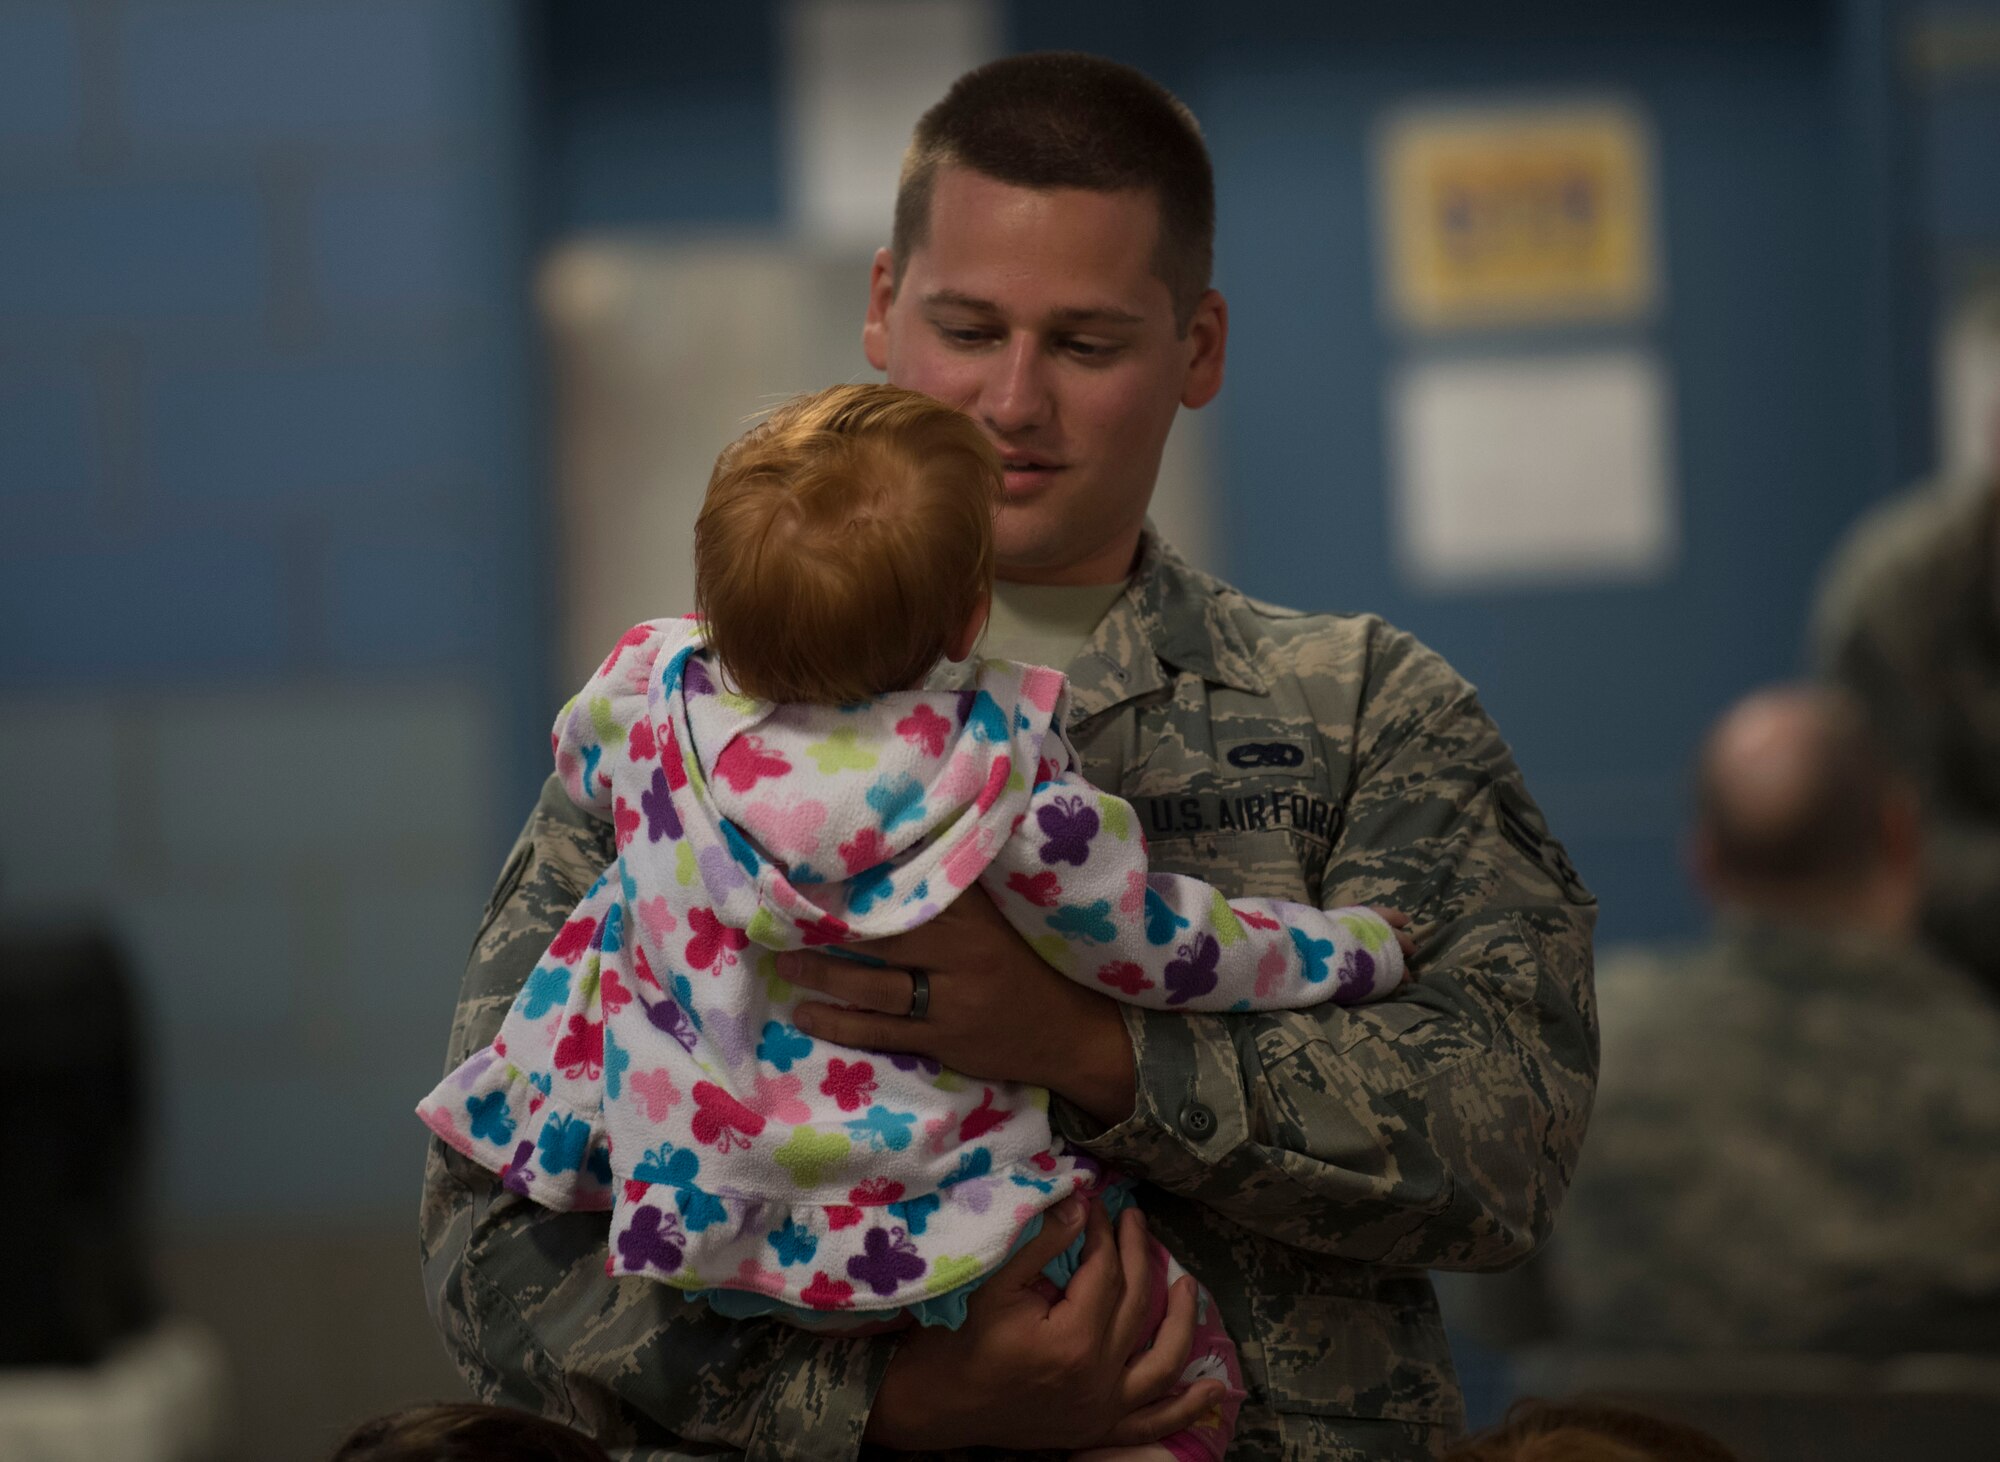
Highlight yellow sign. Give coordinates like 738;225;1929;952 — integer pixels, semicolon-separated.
1380;103;1656;330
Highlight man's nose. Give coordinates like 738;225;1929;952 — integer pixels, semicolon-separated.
980;336;1051;436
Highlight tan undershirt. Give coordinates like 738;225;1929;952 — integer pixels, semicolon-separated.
981;579;1128;675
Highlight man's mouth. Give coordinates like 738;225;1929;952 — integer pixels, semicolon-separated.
998;454;1063;491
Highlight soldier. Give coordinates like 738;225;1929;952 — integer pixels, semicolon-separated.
1544;686;2000;1351
421;52;1598;1460
1813;472;2000;994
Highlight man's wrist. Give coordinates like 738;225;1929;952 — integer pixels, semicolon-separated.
1042;984;1137;1126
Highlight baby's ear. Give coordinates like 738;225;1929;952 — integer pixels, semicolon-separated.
945;593;991;663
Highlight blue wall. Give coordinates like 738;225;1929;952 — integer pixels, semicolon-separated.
542;0;1998;943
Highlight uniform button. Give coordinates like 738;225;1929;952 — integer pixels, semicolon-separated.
1178;1101;1217;1140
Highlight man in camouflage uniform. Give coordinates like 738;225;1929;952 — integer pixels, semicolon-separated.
420;53;1598;1460
1813;475;2000;995
1543;687;2000;1352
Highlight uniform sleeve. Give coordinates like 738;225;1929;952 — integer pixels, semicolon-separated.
981;770;1405;1010
1050;628;1598;1271
419;776;896;1461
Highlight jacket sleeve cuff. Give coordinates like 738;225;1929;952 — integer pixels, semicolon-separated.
1051;1003;1252;1189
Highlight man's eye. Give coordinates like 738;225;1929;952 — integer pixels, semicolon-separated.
1061;338;1121;361
938;325;994;346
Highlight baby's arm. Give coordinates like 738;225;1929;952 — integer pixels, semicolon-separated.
979;769;1406;1012
552;619;687;819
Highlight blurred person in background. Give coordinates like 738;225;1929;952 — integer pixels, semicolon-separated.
1437;1398;1742;1462
1545;685;2000;1353
1814;461;2000;994
421;51;1597;1460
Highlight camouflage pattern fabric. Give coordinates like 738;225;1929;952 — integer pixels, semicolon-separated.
420;534;1599;1460
1544;917;2000;1352
1814;480;2000;993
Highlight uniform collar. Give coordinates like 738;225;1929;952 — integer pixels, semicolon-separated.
1062;530;1269;725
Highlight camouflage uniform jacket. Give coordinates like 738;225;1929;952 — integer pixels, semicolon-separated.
1814;481;2000;993
420;534;1599;1461
1547;916;2000;1352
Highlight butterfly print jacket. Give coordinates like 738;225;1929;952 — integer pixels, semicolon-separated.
420;535;1596;1460
419;616;1404;1316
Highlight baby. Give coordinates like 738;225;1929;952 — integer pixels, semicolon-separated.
419;384;1413;1461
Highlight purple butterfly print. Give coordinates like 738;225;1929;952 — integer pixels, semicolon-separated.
642;765;682;841
1164;933;1221;1006
501;1138;536;1196
682;658;716;696
846;1224;927;1296
1036;795;1099;867
699;844;750;896
884;1050;942;1077
617;1206;685;1273
637;989;699;1053
704;1010;755;1067
1333;947;1377;1001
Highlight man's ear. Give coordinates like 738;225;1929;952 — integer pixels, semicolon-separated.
945;593;990;663
863;248;896;373
1180;288;1228;410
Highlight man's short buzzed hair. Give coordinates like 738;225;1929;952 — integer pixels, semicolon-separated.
891;51;1215;334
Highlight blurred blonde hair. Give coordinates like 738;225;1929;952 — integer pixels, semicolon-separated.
694;384;998;704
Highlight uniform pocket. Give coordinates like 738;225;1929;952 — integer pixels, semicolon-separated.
1250;1286;1463;1427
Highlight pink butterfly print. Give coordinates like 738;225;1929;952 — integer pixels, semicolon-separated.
715;733;790;793
924;1113;956;1155
935;749;983;803
826;1206;863;1230
690;1080;766;1153
1240;908;1281;931
745;1072;811;1125
849;1177;906;1206
633;943;662;989
734;1256;788;1295
895;704;951;757
600;965;633;1016
958;1087;1012;1143
1007;870;1062;908
742;798;827;858
838;826;889;876
554;1015;603;1080
820;1058;876;1111
627;717;657;761
599;622;655;676
1122;868;1147;914
795;913;851;947
943;828;995;889
686;907;749;971
549;915;597;963
628;1068;683;1121
801;1272;856;1310
622;1178;652;1205
661;723;689;791
614;796;640;850
1254;941;1287;999
1020;667;1063;711
1096;960;1154;996
636;897;677;946
976;756;1012;813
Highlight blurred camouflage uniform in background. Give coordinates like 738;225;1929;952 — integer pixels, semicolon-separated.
1815;480;2000;993
420;536;1599;1461
1547;916;2000;1353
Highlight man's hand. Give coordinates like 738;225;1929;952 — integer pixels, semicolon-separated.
865;1195;1225;1452
781;886;1138;1125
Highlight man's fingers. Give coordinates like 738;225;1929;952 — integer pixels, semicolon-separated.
985;1193;1087;1296
1103;1208;1159;1362
849;886;1005;969
1097;1381;1227;1449
780;952;919;1016
1048;1195;1122;1323
792;1001;930;1054
1118;1273;1198;1402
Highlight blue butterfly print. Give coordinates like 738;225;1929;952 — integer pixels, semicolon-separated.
1036;795;1099;867
465;1091;514;1146
757;1021;813;1072
964;691;1009;744
721;819;761;876
670;974;704;1030
845;1104;916;1152
939;1147;992;1188
888;1192;941;1236
1048;899;1116;944
536;1113;592;1174
596;902;624;954
1009;1171;1057;1193
767;1217;818;1267
587;1144;612;1185
1289;926;1333;984
603;1024;631;1100
1143;886;1189;946
1164;932;1221;1006
520;966;571;1020
847;863;894;916
866;775;927;834
676;1183;727;1233
580;741;604;793
662;646;694;698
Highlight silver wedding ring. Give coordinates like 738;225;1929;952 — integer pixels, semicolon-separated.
906;968;931;1021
